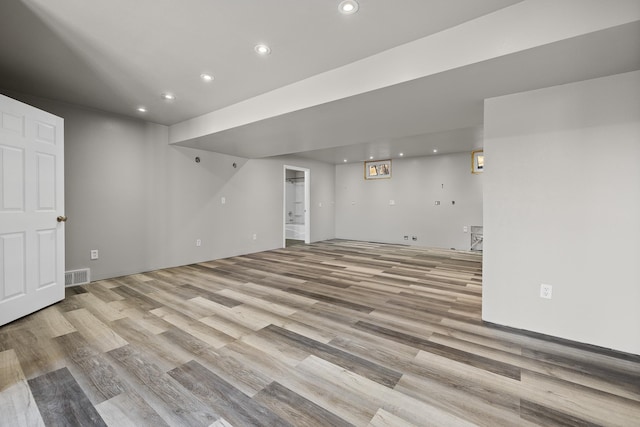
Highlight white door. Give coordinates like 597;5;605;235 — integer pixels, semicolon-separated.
0;94;65;326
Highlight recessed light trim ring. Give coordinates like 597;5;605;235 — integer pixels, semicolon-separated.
254;44;271;55
339;0;359;14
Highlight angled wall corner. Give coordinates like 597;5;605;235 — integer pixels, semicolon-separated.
482;70;640;355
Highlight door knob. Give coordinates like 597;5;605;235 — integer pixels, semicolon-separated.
57;216;67;223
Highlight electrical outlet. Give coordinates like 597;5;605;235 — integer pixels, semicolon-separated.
221;196;226;204
252;233;257;240
540;284;553;299
463;226;469;233
435;201;440;206
90;249;99;260
404;235;409;240
389;199;395;205
196;239;201;247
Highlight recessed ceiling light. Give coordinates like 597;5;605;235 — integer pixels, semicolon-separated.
369;156;374;160
343;159;348;163
200;73;214;82
339;0;359;14
161;92;176;101
254;44;271;55
136;106;147;113
433;149;438;153
399;153;404;157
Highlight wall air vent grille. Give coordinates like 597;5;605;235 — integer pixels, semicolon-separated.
65;269;90;286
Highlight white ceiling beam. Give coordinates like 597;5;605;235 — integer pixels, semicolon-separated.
169;0;640;146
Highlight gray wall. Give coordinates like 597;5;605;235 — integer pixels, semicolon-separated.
483;71;640;355
335;153;483;250
6;94;335;280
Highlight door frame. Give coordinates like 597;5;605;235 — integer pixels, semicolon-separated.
283;165;310;246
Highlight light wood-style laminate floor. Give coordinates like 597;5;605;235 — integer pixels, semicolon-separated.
1;240;639;426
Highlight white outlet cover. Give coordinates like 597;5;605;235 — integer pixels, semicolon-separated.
221;196;226;204
540;284;553;299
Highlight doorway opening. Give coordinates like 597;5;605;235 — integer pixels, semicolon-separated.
283;165;310;247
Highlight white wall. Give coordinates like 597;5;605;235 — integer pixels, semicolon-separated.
335;153;483;250
483;71;640;355
4;94;335;280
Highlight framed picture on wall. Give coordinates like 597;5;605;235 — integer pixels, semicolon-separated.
472;149;484;174
364;159;392;180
